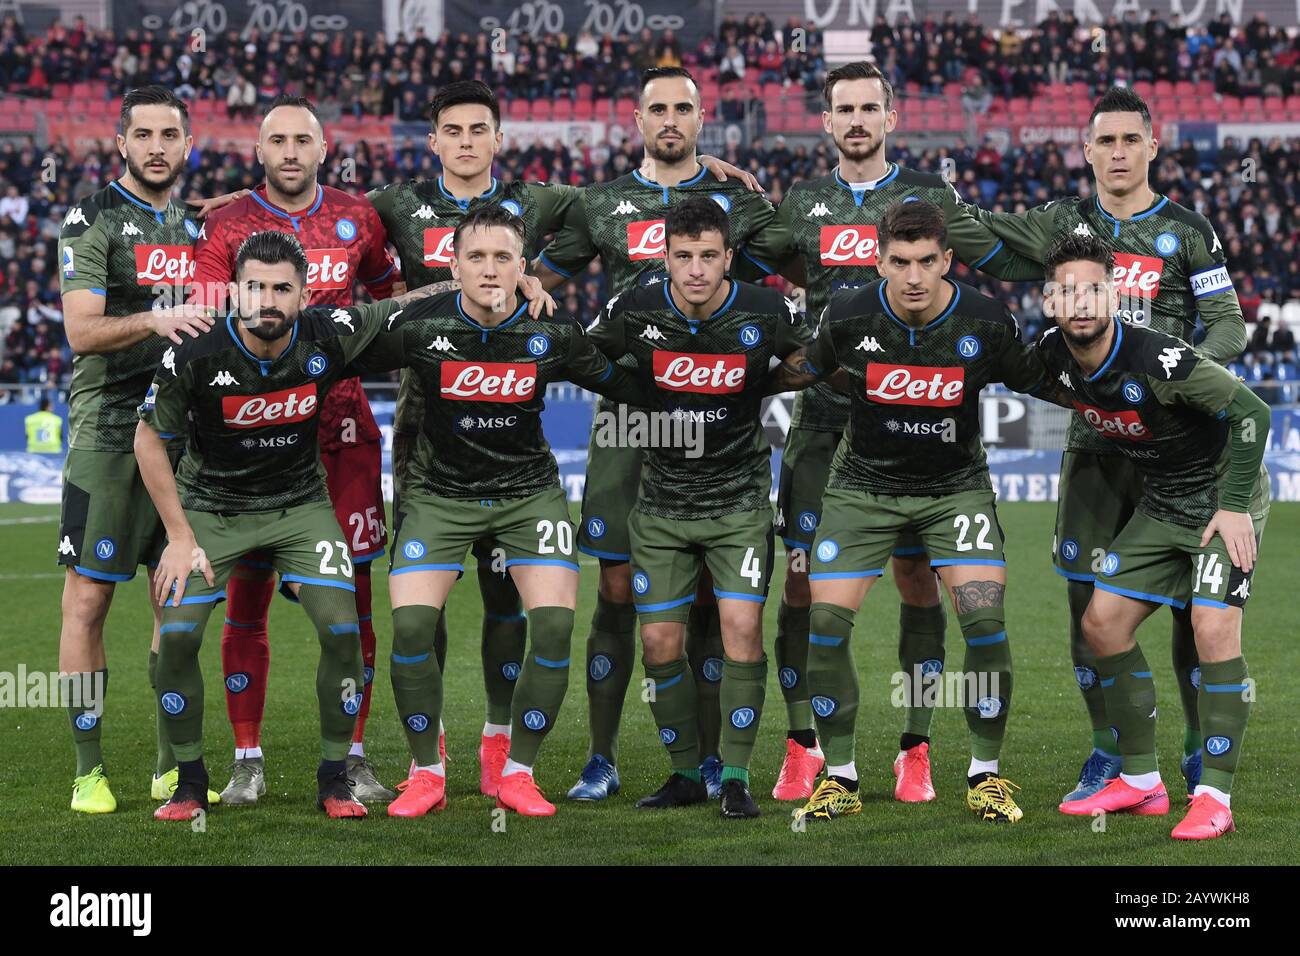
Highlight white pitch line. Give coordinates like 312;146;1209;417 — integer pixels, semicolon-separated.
0;572;64;579
0;515;58;526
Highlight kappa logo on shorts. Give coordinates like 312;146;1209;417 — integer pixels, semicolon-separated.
702;657;724;683
160;692;187;715
1101;552;1121;575
816;539;839;563
588;654;613;681
58;536;76;557
501;661;521;681
1189;666;1201;689
341;693;363;717
586;517;606;539
659;727;678;745
920;659;944;676
406;713;430;732
1060;538;1080;562
975;696;1005;719
811;695;838;718
729;707;756;729
523;709;548;731
1074;666;1098;690
797;511;818;533
225;672;251;694
779;666;799;689
1206;735;1232;756
74;712;99;731
632;571;650;595
403;540;427;560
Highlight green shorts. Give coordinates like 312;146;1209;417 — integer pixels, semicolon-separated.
391;487;578;576
1053;450;1142;583
577;436;643;562
777;427;924;559
58;447;171;581
811;487;1006;581
628;506;775;623
174;501;356;604
1094;508;1267;611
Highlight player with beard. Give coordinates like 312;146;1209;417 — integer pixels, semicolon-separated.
958;87;1247;803
1036;234;1268;840
56;85;222;813
368;80;759;799
139;231;430;821
735;61;1043;803
532;67;788;803
189;95;399;807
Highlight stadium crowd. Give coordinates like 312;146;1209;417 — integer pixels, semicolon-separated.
1;15;1299;398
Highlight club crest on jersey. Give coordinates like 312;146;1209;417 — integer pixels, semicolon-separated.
710;193;732;213
975;696;1005;719
305;353;329;377
956;336;982;360
94;537;116;560
335;218;357;241
406;713;430;732
729;707;755;729
658;727;678;745
341;693;362;716
816;539;839;563
523;709;548;731
627;219;665;259
1153;231;1179;256
1205;735;1232;756
820;225;878;266
797;511;818;533
403;540;427;560
589;654;613;681
739;324;762;347
502;661;521;680
920;659;943;676
811;695;838;718
501;199;522;217
1101;552;1121;576
586;517;606;539
160;692;187;715
632;571;650;595
74;712;98;731
527;333;550;357
1074;666;1098;690
1060;538;1080;562
1123;380;1146;404
184;219;199;240
779;667;799;689
702;657;724;683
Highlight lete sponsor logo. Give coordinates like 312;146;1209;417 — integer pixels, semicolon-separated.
627;219;666;260
1112;253;1163;298
221;384;319;428
134;245;195;285
652;351;746;393
865;364;965;406
1073;401;1151;441
819;224;878;265
440;361;537;401
422;227;455;265
305;248;351;290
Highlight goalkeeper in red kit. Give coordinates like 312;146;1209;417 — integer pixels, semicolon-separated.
188;95;398;804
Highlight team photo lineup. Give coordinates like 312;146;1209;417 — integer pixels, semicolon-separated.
2;4;1297;877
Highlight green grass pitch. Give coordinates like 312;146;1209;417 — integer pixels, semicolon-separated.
1;501;1296;865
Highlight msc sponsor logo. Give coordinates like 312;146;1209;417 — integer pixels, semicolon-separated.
453;413;520;433
242;434;301;449
882;417;957;441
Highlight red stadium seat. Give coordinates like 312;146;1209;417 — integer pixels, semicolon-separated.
507;99;528;120
593;97;613;119
1155;80;1174;96
573;98;594;120
552;99;573;121
531;100;552;120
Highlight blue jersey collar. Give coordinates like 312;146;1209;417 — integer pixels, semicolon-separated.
663;279;738;325
1085;318;1124;382
834;164;899;206
877;278;961;334
453;292;528;332
111;180;169;223
248;185;325;232
438;175;499;207
226;312;299;375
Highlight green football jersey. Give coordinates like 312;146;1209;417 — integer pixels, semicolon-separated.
368;176;579;435
59;181;201;452
806;277;1049;496
138;300;395;513
970;194;1247;454
1035;322;1269;528
350;291;645;500
759;165;1043;433
587;279;811;520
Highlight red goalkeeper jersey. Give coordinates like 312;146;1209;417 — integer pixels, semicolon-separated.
189;183;397;450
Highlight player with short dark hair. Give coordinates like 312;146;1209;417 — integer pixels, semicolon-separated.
1037;232;1269;840
347;206;646;817
769;199;1053;825
137;231;420;821
962;86;1248;803
189;94;399;806
585;197;813;818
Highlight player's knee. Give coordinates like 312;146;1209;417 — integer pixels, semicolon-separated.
1189;606;1242;660
157;626;204;671
392;604;440;678
61;573;112;631
598;561;633;603
892;555;941;605
640;622;680;665
1080;600;1117;654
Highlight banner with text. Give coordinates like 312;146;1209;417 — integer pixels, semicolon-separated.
445;0;718;49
